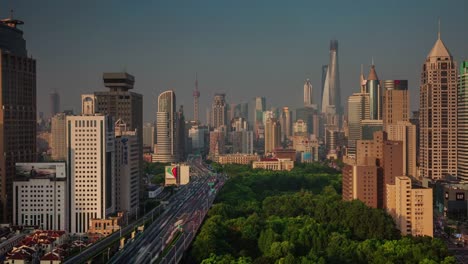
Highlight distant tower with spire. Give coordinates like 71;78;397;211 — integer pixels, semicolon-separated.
193;73;200;123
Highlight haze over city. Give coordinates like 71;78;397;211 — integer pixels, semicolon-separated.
2;0;467;122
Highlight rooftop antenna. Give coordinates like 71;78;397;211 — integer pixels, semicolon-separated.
371;56;374;66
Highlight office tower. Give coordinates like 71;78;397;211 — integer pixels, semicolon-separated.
264;118;281;154
189;125;208;155
459;61;468;181
51;113;67;161
176;105;186;161
211;93;227;129
94;72;143;192
252;97;266;131
351;131;403;209
386;176;433;237
228;103;238;122
142;122;155;152
13;162;67;230
342;157;378;208
409;111;420;165
114;120;139;216
154;90;177;163
231;117;248;131
0;16;37;222
321;40;342;127
49;91;60;118
420;27;458;180
347;93;370;157
296;107;318;136
280;107;292;142
366;64;382;120
240;102;249;120
320;65;328;112
209;129;225;158
231;130;254;154
387;121;417;177
361;119;383;140
304;79;313;106
67;114;115;234
293;119;308;136
193;74;200;123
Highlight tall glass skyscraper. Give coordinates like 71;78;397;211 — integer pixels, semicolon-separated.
154;90;177;163
321;40;342;127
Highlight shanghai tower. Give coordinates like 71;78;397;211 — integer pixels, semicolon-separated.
321;40;342;127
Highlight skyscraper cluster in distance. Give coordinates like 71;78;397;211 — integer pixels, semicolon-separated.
1;11;468;263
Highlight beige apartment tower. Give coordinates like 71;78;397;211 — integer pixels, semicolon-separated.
386;176;433;237
420;29;458;179
342;157;378;208
387;121;417;177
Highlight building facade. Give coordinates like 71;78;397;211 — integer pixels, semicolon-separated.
67;114;115;234
420;32;458;179
114;120;139;216
154;90;177;163
211;93;227;129
252;158;294;171
458;61;468;181
0;17;37;223
51;113;67;161
13;162;67;230
264;118;281;154
382;80;409;132
386;176;433;237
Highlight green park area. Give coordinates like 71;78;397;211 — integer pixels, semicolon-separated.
188;163;455;264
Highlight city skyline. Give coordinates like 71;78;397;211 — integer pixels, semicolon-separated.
2;0;467;122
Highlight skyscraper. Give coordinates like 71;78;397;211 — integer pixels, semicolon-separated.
154;90;177;163
264;118;281;154
321;40;342;127
320;65;328;112
176;105;186;161
0;16;37;222
142;122;155;152
382;80;409;131
304;79;313;107
366;64;382;120
114;120;139;217
347;93;370;157
49;91;60;118
458;61;468;180
420;27;458;180
51;113;67;161
94;72;144;196
280;107;292;142
211;93;227;129
193;74;200;123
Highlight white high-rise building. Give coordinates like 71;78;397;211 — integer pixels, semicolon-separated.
154;90;177;163
304;79;313;107
67;114;115;234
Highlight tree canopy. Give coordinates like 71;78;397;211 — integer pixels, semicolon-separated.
188;163;454;264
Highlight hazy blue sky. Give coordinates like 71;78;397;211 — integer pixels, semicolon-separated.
2;0;468;122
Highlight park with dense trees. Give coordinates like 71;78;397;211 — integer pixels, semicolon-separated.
187;163;455;264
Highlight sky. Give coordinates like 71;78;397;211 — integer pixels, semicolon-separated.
2;0;468;123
